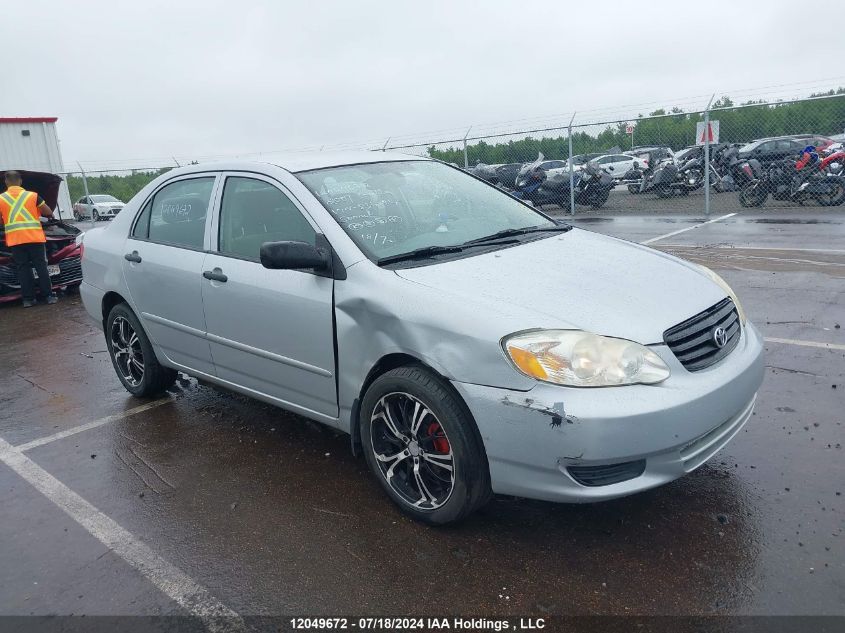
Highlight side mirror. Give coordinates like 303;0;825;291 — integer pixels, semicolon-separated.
260;240;329;272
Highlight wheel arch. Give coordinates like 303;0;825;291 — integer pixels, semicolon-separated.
101;290;129;327
349;352;485;468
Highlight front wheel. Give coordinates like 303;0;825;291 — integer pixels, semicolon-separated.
815;180;845;207
739;182;767;207
106;303;177;397
93;209;100;221
360;366;491;525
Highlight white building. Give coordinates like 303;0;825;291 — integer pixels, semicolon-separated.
0;117;73;219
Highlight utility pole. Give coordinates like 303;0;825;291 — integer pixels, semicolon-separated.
77;162;94;230
463;126;473;169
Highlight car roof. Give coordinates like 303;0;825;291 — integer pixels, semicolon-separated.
161;151;431;178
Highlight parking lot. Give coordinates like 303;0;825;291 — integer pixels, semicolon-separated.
1;205;842;626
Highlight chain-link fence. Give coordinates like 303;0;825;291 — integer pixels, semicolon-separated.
379;89;845;216
48;86;845;222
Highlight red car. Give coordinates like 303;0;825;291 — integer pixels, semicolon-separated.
0;170;83;303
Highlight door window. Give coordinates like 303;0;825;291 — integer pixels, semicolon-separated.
134;177;215;249
217;177;316;261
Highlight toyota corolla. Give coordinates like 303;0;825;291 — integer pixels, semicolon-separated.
80;152;764;524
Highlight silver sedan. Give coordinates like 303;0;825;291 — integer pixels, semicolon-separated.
80;152;764;524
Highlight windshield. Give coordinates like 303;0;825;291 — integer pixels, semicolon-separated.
90;195;120;202
739;141;760;153
297;160;554;260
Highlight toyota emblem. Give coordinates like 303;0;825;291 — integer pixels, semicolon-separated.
712;326;728;348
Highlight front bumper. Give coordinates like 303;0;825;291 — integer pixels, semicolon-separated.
0;256;83;302
452;322;765;503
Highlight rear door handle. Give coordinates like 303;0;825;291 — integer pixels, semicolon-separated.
203;268;227;283
124;251;142;263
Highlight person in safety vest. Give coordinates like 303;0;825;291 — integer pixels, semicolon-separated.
0;171;58;307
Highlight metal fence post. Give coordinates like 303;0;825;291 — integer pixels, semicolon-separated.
463;126;472;169
704;94;714;218
568;112;576;216
77;162;94;229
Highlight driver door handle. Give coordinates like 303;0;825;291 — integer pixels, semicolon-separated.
124;251;142;263
203;268;227;283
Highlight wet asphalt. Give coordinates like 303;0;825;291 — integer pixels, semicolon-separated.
0;207;843;620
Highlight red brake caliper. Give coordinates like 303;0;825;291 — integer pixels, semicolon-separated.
426;422;450;454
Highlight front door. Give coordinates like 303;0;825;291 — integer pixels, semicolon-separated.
122;174;218;375
201;174;337;420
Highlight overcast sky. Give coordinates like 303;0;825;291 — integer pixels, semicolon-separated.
8;0;845;170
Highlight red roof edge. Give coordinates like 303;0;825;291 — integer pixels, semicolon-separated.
0;117;58;124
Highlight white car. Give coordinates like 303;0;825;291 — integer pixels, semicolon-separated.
588;154;640;179
73;194;126;221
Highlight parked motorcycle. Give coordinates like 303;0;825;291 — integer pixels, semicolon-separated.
621;150;663;194
513;155;614;209
647;144;734;197
738;158;845;207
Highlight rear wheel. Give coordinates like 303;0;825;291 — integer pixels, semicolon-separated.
360;366;491;525
739;182;767;207
655;184;674;198
105;303;177;397
815;180;845;207
627;185;641;194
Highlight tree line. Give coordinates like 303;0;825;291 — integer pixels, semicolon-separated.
429;90;845;166
65;168;172;203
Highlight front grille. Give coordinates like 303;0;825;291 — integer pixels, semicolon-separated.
568;460;646;487
664;298;740;371
55;256;82;285
0;256;81;289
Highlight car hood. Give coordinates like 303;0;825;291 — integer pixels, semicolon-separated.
393;228;727;344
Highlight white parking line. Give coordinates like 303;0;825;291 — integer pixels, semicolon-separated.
640;213;737;245
764;337;845;351
0;436;243;631
16;398;172;452
659;244;845;254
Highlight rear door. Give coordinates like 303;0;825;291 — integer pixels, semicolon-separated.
201;173;337;420
122;174;218;375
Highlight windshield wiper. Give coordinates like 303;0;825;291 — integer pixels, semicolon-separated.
462;224;572;245
377;245;465;265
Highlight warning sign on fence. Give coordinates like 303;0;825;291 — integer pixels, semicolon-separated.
696;120;720;145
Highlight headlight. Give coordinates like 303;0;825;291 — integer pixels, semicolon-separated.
74;232;85;246
696;265;746;324
503;330;670;387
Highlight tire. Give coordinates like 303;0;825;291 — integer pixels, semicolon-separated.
655;184;674;199
360;366;492;525
105;303;177;397
739;182;767;208
627;185;641;195
815;180;845;207
93;209;100;221
590;191;610;209
73;210;81;221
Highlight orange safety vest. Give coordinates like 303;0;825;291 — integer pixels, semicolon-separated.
0;186;46;246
